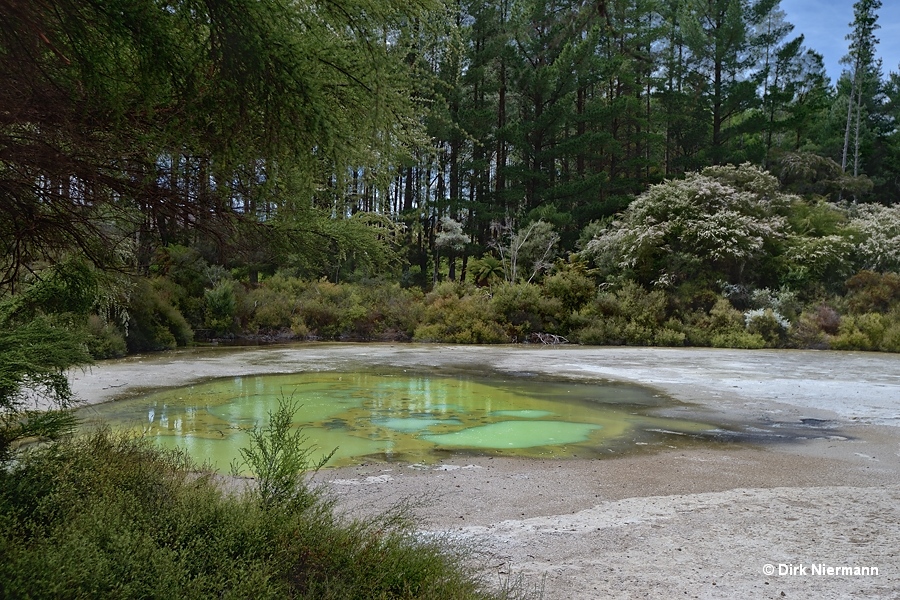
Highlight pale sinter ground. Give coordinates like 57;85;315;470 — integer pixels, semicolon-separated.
70;345;900;599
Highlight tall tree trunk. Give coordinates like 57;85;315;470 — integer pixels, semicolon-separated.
403;166;414;211
496;56;507;215
576;86;586;176
842;62;859;173
853;81;864;177
712;52;723;163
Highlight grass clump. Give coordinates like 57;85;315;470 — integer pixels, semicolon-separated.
0;424;516;600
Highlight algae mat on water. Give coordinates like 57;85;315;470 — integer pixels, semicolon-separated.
78;371;719;470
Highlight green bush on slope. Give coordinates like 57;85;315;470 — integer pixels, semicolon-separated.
0;429;520;600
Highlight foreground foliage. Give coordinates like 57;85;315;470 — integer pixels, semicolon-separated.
1;0;427;289
0;260;98;458
0;430;515;600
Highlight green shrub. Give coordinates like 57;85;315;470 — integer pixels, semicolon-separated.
789;310;830;349
829;312;898;352
246;285;299;332
155;244;210;298
563;309;592;333
83;315;127;359
830;325;872;351
357;283;425;340
242;278;424;341
126;278;193;352
677;317;711;346
622;321;654;345
576;282;670;345
204;281;237;336
414;283;508;343
231;397;332;509
672;282;720;314
880;321;900;353
149;245;220;328
710;330;767;349
490;282;562;337
542;267;595;312
603;281;667;327
413;319;508;344
427;280;476;301
243;273;315;334
844;271;900;314
664;296;766;349
855;313;887;346
0;431;506;600
0;262;97;458
153;275;205;329
576;317;676;346
708;298;744;330
654;327;686;347
297;280;367;339
575;317;628;345
290;316;310;338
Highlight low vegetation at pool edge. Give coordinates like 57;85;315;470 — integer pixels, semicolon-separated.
0;425;533;599
112;267;900;353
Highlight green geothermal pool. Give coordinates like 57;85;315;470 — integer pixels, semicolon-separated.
78;371;717;470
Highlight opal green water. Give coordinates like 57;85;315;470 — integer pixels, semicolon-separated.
77;371;716;470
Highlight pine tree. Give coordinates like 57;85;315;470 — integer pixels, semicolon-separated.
840;0;883;177
1;0;432;286
680;0;756;164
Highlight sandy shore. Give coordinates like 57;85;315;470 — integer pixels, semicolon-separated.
70;344;900;598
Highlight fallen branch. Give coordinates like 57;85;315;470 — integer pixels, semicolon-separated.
525;332;569;345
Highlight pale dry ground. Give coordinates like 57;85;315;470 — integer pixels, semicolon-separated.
71;345;900;599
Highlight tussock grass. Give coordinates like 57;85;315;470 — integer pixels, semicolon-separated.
0;430;526;599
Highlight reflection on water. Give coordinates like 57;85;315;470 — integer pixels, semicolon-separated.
77;371;718;471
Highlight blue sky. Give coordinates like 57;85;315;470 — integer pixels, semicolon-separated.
780;0;900;84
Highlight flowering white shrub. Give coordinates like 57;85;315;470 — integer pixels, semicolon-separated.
744;308;791;331
849;204;900;273
744;307;791;346
749;287;799;317
435;216;468;252
584;164;790;286
783;234;856;282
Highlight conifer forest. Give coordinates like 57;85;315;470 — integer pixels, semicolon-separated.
3;0;900;374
